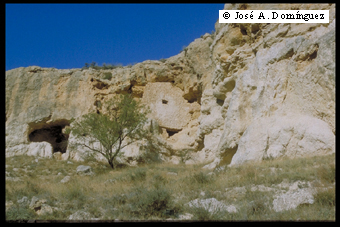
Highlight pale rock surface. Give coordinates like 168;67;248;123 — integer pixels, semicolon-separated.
36;204;54;216
6;201;14;212
272;188;315;212
29;196;47;211
6;176;22;182
142;82;192;131
104;179;117;184
187;198;237;214
76;165;94;176
211;4;335;167
17;196;29;207
53;151;63;160
60;176;71;183
178;213;194;220
68;210;92;220
167;172;178;176
229;114;335;166
27;142;53;158
250;185;275;192
202;157;221;170
168;156;181;165
225;186;247;199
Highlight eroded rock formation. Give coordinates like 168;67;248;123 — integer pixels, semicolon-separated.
6;3;335;168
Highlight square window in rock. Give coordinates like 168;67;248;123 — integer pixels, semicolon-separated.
162;99;168;104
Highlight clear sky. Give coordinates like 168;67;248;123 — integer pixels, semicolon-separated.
6;3;225;71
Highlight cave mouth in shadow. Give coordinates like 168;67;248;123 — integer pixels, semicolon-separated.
28;120;70;154
166;128;182;137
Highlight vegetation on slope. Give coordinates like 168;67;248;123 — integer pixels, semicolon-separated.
6;153;335;221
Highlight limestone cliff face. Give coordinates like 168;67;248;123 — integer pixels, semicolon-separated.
205;3;335;167
5;33;214;164
6;3;335;167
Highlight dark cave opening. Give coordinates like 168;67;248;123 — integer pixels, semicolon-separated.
216;99;224;106
166;129;181;137
28;123;70;154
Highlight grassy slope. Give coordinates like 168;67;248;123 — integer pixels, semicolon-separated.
5;153;335;221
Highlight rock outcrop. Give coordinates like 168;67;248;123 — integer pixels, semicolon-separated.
5;3;335;168
209;3;335;168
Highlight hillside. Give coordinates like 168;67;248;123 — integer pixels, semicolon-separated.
6;3;335;221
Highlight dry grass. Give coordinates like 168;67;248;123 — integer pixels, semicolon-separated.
5;153;335;221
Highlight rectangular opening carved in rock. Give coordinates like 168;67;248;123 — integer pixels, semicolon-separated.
162;99;168;104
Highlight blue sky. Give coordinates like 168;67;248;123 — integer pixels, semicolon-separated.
6;3;224;71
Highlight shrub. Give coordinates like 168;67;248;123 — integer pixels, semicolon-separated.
180;45;188;54
102;72;112;80
69;94;149;169
62;185;86;205
191;171;212;184
138;150;162;164
314;187;335;207
110;194;127;206
316;163;335;184
6;206;36;220
25;181;40;195
153;174;168;187
190;206;227;221
129;167;147;181
128;185;173;218
243;191;272;219
82;62;124;70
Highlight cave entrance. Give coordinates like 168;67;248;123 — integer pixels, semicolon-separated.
166;128;181;137
28;120;70;154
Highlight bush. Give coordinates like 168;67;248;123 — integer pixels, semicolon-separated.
6;206;36;220
243;191;272;219
316;163;335;184
191;171;212;184
62;185;86;204
180;45;188;54
129;167;147;182
190;206;227;221
25;181;40;195
110;194;127;206
69;94;149;169
102;72;113;80
314;187;335;207
82;62;124;70
153;174;168;187
128;185;173;218
138;150;162;164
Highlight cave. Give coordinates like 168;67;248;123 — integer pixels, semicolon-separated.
28;120;70;154
216;99;224;106
166;129;181;137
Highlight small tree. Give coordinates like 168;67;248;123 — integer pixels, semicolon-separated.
90;61;97;68
69;94;149;169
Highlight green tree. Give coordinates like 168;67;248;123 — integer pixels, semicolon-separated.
90;61;97;68
69;94;149;169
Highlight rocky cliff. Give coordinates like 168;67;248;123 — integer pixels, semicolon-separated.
6;3;335;168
